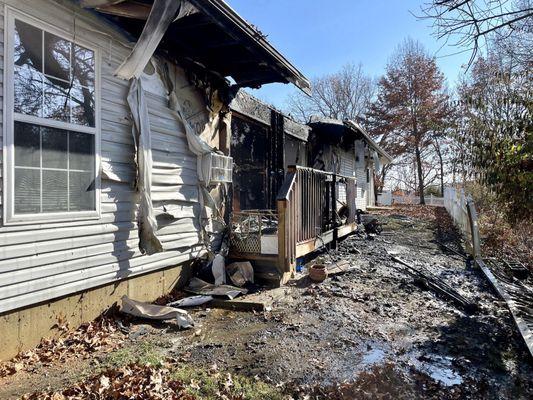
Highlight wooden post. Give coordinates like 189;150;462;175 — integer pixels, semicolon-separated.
325;179;330;231
277;199;288;275
466;199;481;259
331;174;338;250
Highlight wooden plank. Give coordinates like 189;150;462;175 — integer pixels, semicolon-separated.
337;222;357;238
229;252;278;262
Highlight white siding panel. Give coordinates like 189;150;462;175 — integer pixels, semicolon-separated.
355;141;368;211
0;0;205;313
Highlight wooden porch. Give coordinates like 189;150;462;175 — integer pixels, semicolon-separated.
230;166;358;283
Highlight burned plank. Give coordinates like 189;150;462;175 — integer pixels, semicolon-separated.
391;256;478;313
477;258;533;359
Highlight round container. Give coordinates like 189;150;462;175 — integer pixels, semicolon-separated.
309;264;328;282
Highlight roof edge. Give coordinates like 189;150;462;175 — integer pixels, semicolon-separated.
188;0;311;95
344;120;394;164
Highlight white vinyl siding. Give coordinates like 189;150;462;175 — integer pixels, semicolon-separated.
355;140;367;211
337;148;354;205
0;0;204;314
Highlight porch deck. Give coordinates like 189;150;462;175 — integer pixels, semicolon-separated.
230;166;358;283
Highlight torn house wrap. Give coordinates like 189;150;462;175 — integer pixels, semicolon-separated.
127;78;163;255
114;0;181;80
154;59;229;254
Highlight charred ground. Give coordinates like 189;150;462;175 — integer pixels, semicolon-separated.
1;206;531;399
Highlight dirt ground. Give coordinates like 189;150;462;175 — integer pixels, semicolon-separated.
1;206;532;399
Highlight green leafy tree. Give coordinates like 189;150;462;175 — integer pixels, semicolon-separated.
456;54;532;220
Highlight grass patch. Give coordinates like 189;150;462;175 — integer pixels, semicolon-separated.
169;365;285;400
103;341;165;368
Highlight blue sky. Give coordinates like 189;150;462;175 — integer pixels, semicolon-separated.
228;0;471;110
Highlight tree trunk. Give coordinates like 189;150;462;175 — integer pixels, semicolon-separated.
439;158;444;196
415;146;425;204
435;141;445;196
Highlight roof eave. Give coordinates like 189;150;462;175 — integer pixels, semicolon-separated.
344;120;394;164
187;0;311;95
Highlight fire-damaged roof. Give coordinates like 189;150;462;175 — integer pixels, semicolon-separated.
80;0;311;94
309;117;393;164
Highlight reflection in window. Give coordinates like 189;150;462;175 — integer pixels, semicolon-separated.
11;18;98;218
14;19;95;127
14;121;96;214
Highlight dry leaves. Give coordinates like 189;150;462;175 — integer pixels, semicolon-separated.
19;361;276;400
0;317;123;378
21;364;195;400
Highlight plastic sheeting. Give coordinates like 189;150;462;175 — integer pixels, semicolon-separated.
120;295;194;329
127;78;163;255
115;0;181;80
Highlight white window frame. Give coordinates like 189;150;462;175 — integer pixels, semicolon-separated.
3;7;101;225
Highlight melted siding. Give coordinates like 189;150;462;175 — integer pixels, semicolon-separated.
0;0;205;314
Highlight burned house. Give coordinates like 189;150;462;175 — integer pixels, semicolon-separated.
308;118;393;211
229;94;392;282
0;0;310;360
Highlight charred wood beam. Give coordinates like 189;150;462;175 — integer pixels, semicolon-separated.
269;110;285;209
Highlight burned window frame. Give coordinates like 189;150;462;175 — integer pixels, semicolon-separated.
3;9;101;224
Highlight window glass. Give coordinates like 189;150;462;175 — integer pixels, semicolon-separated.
43;77;70;122
42;127;68;169
14;168;41;214
70;84;95;127
69;131;95;171
73;44;94;87
13;122;96;215
14;121;40;167
42;170;68;212
44;32;70;81
13;19;95;127
11;19;97;218
69;171;95;211
14;20;43;116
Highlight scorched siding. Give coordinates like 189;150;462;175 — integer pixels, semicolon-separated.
0;0;205;314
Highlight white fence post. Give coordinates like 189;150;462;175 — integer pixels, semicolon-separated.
443;187;481;259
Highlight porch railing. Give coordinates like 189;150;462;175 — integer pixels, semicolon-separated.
276;166;357;275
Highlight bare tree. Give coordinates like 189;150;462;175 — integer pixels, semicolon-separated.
420;0;533;66
286;63;374;122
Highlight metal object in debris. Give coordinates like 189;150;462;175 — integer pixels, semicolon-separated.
167;295;213;308
505;260;529;280
309;264;328;282
185;277;248;299
478;258;533;359
391;257;478;314
120;295;194;329
226;261;254;287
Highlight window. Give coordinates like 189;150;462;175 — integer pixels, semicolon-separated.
4;12;99;223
